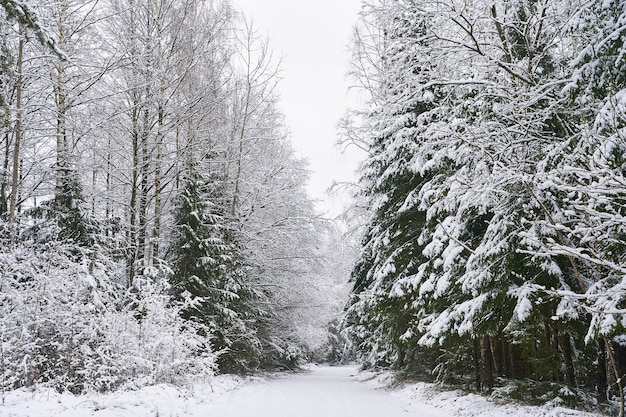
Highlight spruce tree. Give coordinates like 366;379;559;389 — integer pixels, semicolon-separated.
540;0;626;404
344;0;441;372
414;0;586;389
346;0;593;392
55;169;101;249
20;166;102;261
169;165;261;374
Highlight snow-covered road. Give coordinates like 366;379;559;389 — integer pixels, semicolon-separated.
0;365;606;416
203;365;449;417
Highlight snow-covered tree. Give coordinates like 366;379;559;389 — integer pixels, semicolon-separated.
169;165;262;374
343;0;623;402
0;0;351;396
343;0;442;371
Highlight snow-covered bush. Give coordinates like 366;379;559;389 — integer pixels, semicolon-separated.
0;243;217;394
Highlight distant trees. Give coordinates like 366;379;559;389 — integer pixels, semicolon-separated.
344;0;626;410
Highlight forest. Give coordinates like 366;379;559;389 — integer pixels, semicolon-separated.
0;0;352;395
342;0;626;413
4;0;626;415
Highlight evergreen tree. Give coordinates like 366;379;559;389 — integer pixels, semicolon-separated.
21;167;101;259
345;0;601;396
418;0;584;389
344;0;444;373
534;0;626;405
169;165;262;374
56;169;101;248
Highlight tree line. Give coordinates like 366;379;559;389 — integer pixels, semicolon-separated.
343;0;626;413
0;0;349;395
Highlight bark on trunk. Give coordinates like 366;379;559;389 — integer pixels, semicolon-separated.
597;339;608;404
128;106;140;287
559;333;576;387
54;0;67;210
8;32;24;250
152;104;163;262
481;336;494;392
508;341;518;379
473;337;481;391
137;104;150;271
1;131;9;217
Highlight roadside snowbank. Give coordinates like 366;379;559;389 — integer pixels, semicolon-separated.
0;374;254;417
356;370;606;417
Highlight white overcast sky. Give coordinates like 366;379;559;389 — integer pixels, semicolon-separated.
233;0;364;216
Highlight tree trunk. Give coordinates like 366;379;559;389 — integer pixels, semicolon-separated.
481;336;494;392
395;344;405;370
549;320;560;383
152;103;163;262
500;337;509;377
151;0;164;263
473;337;481;391
105;137;112;237
605;338;624;417
128;105;140;287
597;339;608;404
137;104;150;272
54;0;67;210
559;333;576;387
8;32;24;250
493;333;503;376
1;131;9;217
508;341;517;379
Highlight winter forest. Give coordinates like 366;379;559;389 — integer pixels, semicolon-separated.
343;0;626;413
4;0;626;414
0;0;353;395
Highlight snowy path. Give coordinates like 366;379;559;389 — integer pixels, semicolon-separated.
203;365;449;417
0;366;604;417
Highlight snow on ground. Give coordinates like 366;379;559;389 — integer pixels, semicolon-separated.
0;374;249;417
356;369;607;417
0;365;609;417
202;364;447;417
